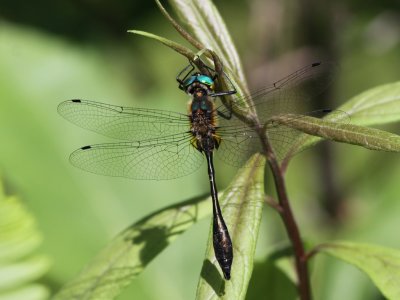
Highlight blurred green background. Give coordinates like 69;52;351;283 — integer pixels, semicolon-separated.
0;0;399;299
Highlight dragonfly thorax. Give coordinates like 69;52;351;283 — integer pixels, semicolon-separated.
189;93;220;153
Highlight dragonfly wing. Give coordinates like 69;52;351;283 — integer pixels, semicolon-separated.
215;119;262;167
217;62;338;122
69;133;204;180
213;62;345;166
216;109;349;165
265;120;308;160
266;109;351;160
58;99;190;141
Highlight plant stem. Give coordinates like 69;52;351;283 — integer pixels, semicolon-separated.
258;129;311;300
270;158;311;300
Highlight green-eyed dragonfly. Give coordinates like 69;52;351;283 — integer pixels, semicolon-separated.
58;61;340;280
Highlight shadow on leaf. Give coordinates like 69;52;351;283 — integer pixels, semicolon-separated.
200;259;226;296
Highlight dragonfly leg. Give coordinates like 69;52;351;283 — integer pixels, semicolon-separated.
208;70;237;97
176;61;195;90
217;107;233;120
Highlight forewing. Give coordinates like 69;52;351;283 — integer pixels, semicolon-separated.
58;99;190;141
69;133;204;180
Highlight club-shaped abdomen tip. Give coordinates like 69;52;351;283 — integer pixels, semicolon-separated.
213;216;233;280
222;264;231;280
214;240;233;280
216;244;233;280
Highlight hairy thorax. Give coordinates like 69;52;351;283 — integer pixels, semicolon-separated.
189;93;220;153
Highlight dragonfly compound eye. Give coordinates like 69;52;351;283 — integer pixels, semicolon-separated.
197;75;214;86
183;76;196;89
184;75;215;91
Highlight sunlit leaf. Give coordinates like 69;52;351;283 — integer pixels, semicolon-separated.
0;196;42;263
269;114;400;158
281;81;400;162
0;180;50;299
315;241;400;300
168;0;246;83
196;154;265;299
53;194;212;300
168;0;250;101
0;256;49;290
155;0;204;51
338;81;400;126
128;30;196;61
0;284;49;300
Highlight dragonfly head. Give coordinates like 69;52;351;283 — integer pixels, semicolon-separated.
180;73;215;95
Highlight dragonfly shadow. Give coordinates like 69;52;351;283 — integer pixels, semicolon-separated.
122;193;210;270
200;259;226;296
129;226;171;266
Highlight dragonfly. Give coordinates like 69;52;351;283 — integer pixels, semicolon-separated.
58;61;339;280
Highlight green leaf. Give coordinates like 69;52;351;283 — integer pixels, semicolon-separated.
168;0;246;83
167;0;250;101
155;0;204;51
315;241;400;300
281;81;400;162
0;256;49;290
147;0;253;114
338;81;400;126
0;180;50;299
247;242;298;297
0;196;42;263
196;154;265;299
53;194;212;300
0;284;49;300
246;255;297;300
128;30;197;61
269;114;400;157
